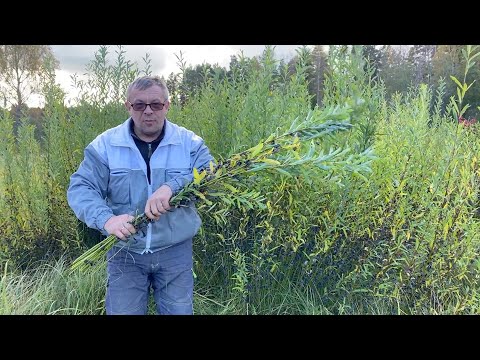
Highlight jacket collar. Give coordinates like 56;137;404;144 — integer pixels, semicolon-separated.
111;118;182;147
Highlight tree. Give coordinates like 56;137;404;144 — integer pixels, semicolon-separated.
408;45;436;86
362;45;383;79
166;72;181;105
431;45;466;116
311;45;328;107
378;45;414;97
432;45;480;118
177;63;227;106
0;45;59;110
227;54;254;84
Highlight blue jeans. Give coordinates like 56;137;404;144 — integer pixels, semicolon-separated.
105;239;193;315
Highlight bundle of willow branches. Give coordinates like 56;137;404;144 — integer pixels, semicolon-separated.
70;107;376;272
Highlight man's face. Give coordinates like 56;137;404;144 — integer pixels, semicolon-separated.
125;85;170;142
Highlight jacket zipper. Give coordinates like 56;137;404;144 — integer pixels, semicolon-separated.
144;143;153;253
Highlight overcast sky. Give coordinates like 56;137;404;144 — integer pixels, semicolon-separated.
32;45;307;107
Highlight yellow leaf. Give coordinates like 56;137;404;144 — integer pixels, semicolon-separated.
207;192;224;196
215;167;223;178
193;168;206;185
193;168;200;184
248;142;264;158
223;183;239;193
193;190;212;205
265;133;275;143
262;158;281;166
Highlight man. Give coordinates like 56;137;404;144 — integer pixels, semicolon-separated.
67;75;213;315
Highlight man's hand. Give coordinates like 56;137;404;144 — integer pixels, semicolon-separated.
145;184;172;220
104;214;136;240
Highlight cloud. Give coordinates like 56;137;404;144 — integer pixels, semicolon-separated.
51;45;307;76
51;45;169;74
51;45;100;73
229;45;302;60
38;45;310;108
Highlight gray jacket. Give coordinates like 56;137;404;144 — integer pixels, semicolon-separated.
67;118;213;254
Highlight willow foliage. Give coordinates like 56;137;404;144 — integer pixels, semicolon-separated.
71;104;375;272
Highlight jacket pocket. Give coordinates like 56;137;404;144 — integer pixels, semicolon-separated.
108;169;131;205
167;206;201;242
165;168;191;181
165;168;192;192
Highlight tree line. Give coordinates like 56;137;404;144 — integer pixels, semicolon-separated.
1;45;479;120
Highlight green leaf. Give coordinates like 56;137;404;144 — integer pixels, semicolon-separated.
450;75;463;90
451;100;459;115
457;87;463;102
274;168;292;177
262;158;281;166
460;104;470;117
469;52;480;61
466;80;476;92
248;142;264;158
223;183;239;193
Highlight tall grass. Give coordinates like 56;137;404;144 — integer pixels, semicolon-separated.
0;258;105;314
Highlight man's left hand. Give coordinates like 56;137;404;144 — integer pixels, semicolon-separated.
145;184;173;220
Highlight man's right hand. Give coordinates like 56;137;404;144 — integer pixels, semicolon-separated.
104;214;136;240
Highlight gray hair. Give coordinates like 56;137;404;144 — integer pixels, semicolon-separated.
126;75;170;102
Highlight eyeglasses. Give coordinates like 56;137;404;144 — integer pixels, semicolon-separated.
128;100;166;111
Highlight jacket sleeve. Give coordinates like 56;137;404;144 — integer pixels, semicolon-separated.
67;144;113;235
164;135;214;195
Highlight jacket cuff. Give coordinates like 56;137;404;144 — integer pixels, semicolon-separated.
164;180;180;195
96;211;114;235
